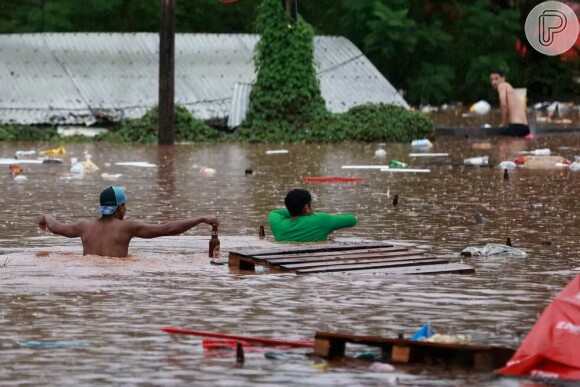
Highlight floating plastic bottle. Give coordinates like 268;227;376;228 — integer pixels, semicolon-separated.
389;160;408;168
520;148;551;156
15;150;36;159
464;156;489;166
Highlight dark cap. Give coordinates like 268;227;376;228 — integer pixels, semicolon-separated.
96;186;126;215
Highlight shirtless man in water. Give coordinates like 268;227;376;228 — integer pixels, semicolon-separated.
489;70;529;137
39;186;219;258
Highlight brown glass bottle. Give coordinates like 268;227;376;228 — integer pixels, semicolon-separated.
209;226;220;258
259;225;265;239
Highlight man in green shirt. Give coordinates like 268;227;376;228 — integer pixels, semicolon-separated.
268;189;357;242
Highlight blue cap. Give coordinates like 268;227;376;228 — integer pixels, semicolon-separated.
96;186;126;215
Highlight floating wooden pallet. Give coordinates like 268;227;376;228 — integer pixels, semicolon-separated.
228;242;474;275
314;331;515;372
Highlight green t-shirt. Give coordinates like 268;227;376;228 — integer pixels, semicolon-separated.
268;209;357;242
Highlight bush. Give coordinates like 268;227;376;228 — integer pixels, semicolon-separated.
244;0;328;132
0;125;59;141
325;103;435;142
236;103;434;143
96;105;221;144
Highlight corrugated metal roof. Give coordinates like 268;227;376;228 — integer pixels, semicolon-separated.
0;33;408;125
227;82;253;129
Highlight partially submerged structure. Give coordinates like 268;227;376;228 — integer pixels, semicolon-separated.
0;33;408;127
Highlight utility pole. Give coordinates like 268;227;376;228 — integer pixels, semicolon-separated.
158;0;176;145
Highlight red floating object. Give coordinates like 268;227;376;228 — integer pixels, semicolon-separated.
162;327;314;348
497;275;580;381
302;176;364;183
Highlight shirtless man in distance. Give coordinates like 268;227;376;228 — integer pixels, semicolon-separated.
489;70;530;137
39;186;219;258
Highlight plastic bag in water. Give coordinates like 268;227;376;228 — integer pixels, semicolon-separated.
461;243;527;257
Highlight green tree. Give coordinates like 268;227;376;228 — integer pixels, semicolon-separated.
244;0;327;131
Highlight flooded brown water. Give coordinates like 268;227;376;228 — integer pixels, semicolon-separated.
1;137;579;386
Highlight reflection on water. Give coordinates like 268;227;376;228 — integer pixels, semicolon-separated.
1;137;579;385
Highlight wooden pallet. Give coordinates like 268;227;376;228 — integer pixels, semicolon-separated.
314;331;514;372
228;242;474;275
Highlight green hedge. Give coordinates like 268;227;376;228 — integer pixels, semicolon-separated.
1;103;433;144
235;103;435;143
0;125;59;141
96;105;221;144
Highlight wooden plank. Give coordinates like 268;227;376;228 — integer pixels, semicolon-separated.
254;246;409;260
314;337;345;358
263;249;427;265
229;242;395;258
298;263;475;275
228;253;240;268
314;331;514;370
315;331;495;351
292;258;448;274
276;255;440;270
278;258;448;272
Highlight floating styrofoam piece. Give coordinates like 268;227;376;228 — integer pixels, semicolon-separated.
341;165;390;169
569;162;580;172
70;162;85;175
0;158;43;165
374;149;387;158
369;362;395;372
411;139;433;148
115;162;157;168
409;153;449;157
380;168;430;173
101;173;122;180
200;167;216;176
265;150;289;155
14;175;28;182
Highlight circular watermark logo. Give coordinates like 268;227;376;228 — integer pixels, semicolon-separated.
525;1;579;56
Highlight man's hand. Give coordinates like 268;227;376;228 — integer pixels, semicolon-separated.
203;216;219;227
39;215;47;231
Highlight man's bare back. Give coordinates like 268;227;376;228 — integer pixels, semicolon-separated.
489;71;527;126
80;218;131;257
39;186;219;258
497;82;527;126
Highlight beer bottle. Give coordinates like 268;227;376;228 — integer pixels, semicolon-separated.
209;226;220;258
259;225;265;239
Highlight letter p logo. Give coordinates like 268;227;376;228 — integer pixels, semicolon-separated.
525;1;579;56
539;10;567;46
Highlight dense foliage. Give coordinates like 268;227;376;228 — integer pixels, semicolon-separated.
244;0;328;131
236;104;434;143
1;0;577;104
95;105;221;144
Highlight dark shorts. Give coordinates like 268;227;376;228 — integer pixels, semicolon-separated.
499;124;530;137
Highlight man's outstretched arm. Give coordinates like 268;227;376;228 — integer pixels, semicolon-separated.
39;214;85;238
127;216;219;239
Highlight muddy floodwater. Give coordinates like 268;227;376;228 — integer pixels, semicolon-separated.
1;136;579;386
